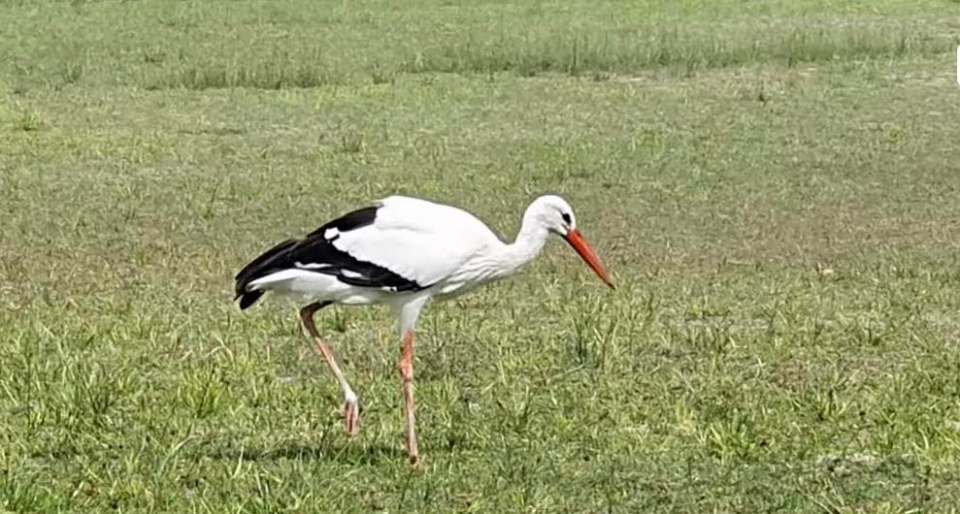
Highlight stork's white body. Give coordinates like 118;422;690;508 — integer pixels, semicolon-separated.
235;194;611;465
246;196;545;309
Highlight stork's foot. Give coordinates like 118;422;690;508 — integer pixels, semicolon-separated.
343;400;359;436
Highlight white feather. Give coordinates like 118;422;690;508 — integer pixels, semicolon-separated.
295;261;330;270
340;269;365;279
331;196;504;294
247;269;387;305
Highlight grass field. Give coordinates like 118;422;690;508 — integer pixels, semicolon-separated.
2;0;960;512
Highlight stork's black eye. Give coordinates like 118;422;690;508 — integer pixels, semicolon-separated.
561;212;572;225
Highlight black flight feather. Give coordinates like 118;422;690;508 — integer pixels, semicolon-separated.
234;205;425;309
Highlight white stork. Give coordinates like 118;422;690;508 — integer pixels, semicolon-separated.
235;195;613;465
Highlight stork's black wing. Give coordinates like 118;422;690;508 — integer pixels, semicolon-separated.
234;206;425;309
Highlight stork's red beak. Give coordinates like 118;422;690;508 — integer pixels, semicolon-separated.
564;229;614;289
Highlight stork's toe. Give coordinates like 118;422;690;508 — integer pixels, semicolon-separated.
343;400;359;436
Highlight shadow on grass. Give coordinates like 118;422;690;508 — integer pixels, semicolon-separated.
29;438;410;466
201;441;407;465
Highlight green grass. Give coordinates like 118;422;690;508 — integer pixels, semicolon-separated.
2;0;960;512
1;0;956;91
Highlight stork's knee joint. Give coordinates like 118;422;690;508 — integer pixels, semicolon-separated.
399;359;414;381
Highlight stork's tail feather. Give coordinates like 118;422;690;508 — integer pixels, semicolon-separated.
237;290;264;310
234;238;298;309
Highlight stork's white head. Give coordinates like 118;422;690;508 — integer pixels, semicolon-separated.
524;195;614;289
525;194;577;236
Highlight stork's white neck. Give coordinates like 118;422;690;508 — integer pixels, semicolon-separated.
493;208;550;278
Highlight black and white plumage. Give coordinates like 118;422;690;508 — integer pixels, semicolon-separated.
235;195;613;466
235;205;425;310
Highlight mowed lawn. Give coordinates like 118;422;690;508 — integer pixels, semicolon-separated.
2;0;960;512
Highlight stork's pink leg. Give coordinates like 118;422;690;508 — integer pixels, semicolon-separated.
399;329;419;465
300;303;359;436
